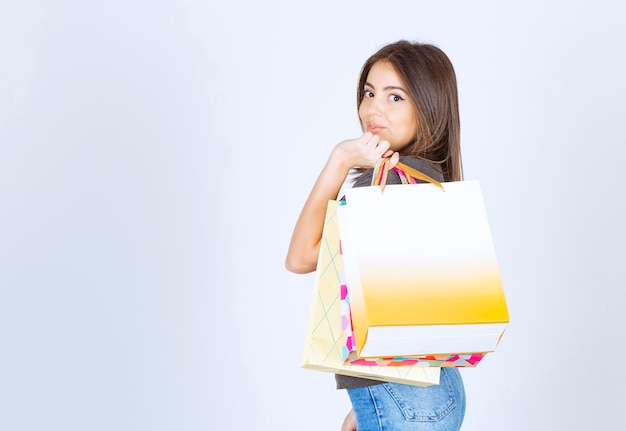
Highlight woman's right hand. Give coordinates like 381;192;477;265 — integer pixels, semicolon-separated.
332;132;399;170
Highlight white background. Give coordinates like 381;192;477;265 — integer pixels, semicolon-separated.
1;0;625;430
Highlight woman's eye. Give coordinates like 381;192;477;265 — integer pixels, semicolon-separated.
389;94;404;102
364;90;374;98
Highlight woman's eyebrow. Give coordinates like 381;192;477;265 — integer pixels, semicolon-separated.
384;85;407;92
364;82;407;92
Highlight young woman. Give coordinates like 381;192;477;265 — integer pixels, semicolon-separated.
286;40;466;431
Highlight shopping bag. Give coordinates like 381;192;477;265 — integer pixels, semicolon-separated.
339;242;486;367
301;200;441;387
340;291;487;367
338;162;509;359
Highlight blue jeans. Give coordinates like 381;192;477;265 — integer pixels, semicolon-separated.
347;368;465;431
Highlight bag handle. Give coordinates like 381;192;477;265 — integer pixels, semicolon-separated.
371;158;445;192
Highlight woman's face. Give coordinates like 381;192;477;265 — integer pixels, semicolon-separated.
358;61;419;152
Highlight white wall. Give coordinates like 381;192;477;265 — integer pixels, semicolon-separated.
1;0;625;429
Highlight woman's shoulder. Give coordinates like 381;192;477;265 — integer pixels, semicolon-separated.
397;156;444;182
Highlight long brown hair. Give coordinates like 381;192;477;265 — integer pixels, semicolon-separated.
357;41;463;181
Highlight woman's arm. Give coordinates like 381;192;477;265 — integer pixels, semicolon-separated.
285;132;398;274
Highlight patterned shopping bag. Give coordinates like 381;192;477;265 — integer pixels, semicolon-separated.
301;200;441;387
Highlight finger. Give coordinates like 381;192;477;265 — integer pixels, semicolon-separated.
366;134;380;148
389;151;400;168
375;139;390;154
358;132;373;143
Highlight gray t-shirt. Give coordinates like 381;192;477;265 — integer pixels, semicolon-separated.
335;156;445;390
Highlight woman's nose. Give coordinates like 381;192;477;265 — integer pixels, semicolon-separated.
366;96;383;115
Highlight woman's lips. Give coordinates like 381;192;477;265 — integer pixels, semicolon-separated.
367;122;385;133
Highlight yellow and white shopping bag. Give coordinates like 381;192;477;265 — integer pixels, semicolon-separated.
338;163;509;359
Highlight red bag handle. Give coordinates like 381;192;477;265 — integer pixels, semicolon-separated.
371;158;445;192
